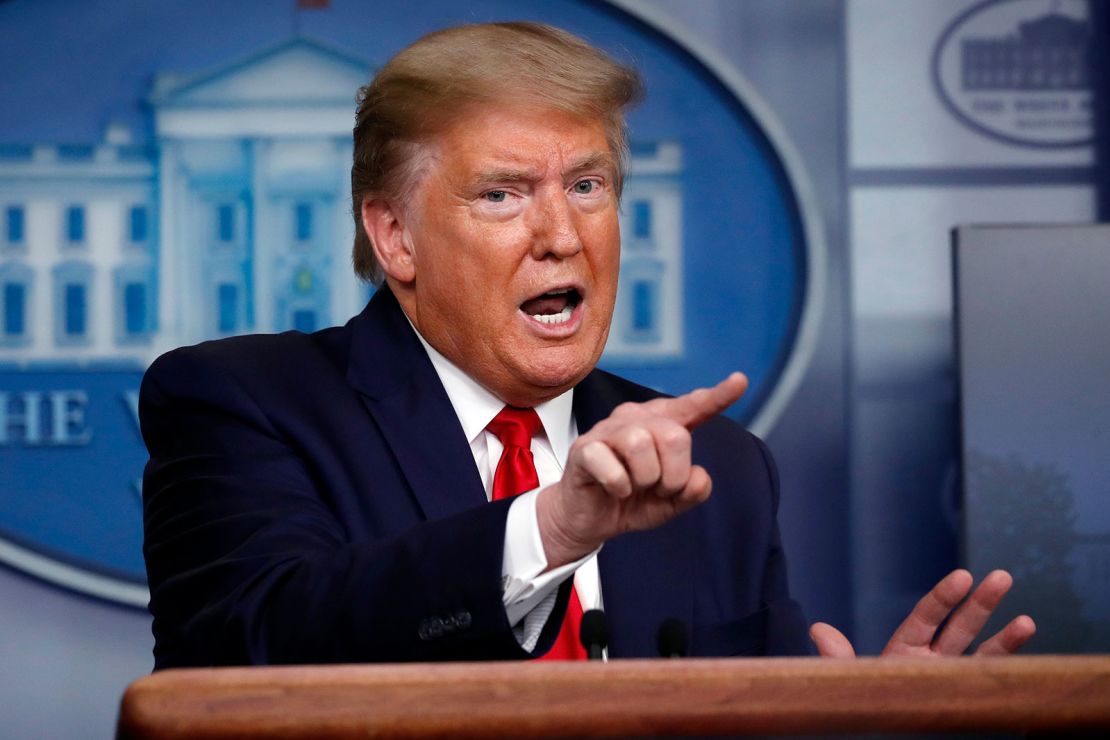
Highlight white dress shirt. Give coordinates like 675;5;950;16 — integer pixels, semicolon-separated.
412;331;603;652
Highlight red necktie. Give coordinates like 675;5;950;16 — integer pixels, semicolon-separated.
487;406;586;661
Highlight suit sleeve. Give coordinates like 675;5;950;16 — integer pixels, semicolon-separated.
683;419;812;658
753;435;813;656
140;347;562;668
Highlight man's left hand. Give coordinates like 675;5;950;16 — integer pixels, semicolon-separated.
809;569;1036;657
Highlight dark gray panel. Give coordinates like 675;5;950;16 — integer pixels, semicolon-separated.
955;223;1110;653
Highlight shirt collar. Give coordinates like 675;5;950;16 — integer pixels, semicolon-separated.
408;318;575;463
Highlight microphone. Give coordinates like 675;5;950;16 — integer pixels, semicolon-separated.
656;617;689;658
579;609;608;660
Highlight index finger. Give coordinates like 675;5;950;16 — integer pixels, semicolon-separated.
649;372;748;430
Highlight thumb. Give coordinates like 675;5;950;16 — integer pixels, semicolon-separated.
810;622;857;658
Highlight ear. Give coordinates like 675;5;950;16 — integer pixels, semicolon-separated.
361;197;416;283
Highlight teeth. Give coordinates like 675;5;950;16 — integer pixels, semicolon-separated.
545;287;572;296
531;305;574;325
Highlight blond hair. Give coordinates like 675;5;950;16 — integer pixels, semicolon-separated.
350;22;644;284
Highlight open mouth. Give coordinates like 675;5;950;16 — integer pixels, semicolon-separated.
519;287;583;326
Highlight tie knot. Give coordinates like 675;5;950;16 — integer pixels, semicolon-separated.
487;406;542;450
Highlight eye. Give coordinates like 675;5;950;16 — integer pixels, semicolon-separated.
572;179;597;194
484;190;508;203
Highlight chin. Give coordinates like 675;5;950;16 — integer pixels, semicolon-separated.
516;347;598;399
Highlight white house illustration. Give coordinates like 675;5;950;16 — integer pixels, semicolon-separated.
0;38;683;368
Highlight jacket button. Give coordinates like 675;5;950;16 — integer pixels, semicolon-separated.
455;610;472;629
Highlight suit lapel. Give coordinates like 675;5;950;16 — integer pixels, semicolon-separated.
574;371;696;658
345;288;487;522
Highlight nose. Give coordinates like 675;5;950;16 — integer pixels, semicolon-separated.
530;188;583;260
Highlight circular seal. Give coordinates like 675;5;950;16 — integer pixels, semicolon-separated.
0;0;822;606
932;0;1094;149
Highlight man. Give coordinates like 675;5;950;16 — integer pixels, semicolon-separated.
140;22;1034;668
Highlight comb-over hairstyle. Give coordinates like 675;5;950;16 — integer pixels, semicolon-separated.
350;21;644;284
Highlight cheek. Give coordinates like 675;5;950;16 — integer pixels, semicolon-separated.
588;225;621;288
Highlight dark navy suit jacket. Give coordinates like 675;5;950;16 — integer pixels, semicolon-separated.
140;287;809;669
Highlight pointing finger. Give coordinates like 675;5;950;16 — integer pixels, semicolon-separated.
649;372;748;430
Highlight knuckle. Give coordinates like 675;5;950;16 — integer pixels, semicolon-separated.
600;469;628;491
624;426;653;452
580;440;609;462
568;437;588;460
659;425;689;451
584;418;613;439
613;401;640;417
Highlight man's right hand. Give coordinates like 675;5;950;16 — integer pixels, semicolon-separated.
536;372;748;568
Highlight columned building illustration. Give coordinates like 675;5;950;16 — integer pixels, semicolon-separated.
961;11;1090;92
149;39;367;356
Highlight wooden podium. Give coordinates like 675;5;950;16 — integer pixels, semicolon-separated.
117;656;1110;738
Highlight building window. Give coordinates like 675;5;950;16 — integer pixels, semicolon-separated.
632;200;652;240
218;283;238;333
292;309;316;333
3;282;26;336
217;204;235;243
113;266;154;342
52;261;93;345
5;206;24;244
124;282;146;334
64;283;87;336
631;279;657;333
294;202;313;242
129;205;148;243
66;205;85;243
0;263;32;345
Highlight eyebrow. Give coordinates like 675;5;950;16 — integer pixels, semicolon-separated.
472;168;539;188
471;152;616;188
565;152;616;179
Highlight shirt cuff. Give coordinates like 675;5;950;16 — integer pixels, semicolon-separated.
501;488;598;630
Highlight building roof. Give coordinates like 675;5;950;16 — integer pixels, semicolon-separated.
149;36;372;109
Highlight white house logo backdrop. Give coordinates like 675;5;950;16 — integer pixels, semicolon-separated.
932;0;1093;148
0;0;820;606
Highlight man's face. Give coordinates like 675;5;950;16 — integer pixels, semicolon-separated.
397;106;621;407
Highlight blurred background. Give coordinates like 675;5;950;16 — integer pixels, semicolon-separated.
0;0;1106;736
